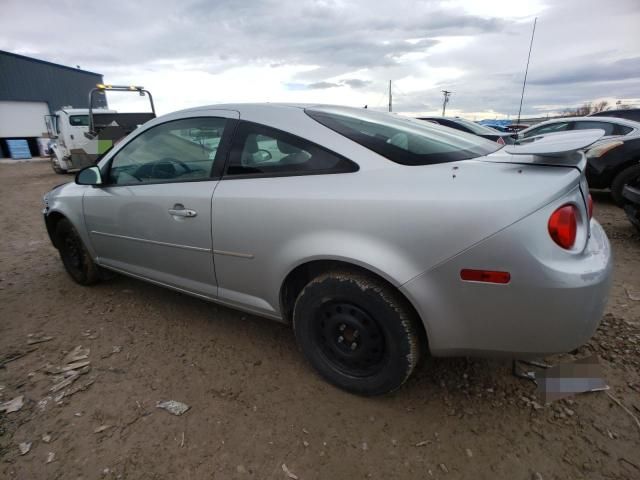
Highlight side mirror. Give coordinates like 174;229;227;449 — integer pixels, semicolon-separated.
76;166;103;186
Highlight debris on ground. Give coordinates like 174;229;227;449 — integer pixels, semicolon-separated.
94;425;112;434
625;286;640;302
63;346;90;364
101;345;122;359
0;395;25;413
42;433;51;443
156;400;190;416
282;463;299;479
0;347;38;368
27;334;54;345
415;440;430;447
536;355;608;402
46;452;55;463
18;442;32;455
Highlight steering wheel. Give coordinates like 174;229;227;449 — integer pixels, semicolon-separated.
157;157;192;172
148;157;192;179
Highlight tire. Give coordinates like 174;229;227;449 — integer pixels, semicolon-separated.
293;271;422;396
55;218;101;285
611;163;640;206
50;156;67;174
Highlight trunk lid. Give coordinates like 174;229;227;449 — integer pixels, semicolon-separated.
477;128;604;241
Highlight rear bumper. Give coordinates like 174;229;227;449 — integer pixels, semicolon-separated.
401;218;613;357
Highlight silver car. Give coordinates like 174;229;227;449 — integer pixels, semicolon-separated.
43;104;613;395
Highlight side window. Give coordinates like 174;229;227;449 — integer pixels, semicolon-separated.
69;115;89;127
523;122;571;138
226;122;357;176
108;117;228;185
572;121;616;136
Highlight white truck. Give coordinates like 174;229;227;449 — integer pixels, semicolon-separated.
45;84;156;174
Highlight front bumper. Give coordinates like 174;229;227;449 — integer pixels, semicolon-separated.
401;219;613;358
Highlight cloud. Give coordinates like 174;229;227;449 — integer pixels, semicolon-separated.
341;79;372;89
0;0;638;117
305;79;372;89
530;56;640;85
307;81;341;89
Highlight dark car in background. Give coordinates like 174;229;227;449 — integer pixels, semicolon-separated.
590;108;640;123
417;116;516;144
585;133;640;204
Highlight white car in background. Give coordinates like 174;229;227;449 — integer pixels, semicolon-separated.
519;116;639;139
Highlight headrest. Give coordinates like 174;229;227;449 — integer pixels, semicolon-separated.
277;139;299;154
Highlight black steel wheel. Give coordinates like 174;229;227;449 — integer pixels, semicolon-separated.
293;271;422;396
315;301;386;377
55;218;101;285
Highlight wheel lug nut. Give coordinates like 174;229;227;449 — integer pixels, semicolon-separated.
350;342;357;350
337;336;344;343
339;324;346;331
353;330;359;338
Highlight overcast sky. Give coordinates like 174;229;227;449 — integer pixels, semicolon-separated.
1;0;638;118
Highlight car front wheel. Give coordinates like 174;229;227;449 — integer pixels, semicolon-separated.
293;271;422;396
55;218;101;285
611;163;640;206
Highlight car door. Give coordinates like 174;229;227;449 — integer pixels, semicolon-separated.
83;112;238;298
212;120;357;316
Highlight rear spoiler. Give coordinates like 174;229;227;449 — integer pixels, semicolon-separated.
505;129;605;158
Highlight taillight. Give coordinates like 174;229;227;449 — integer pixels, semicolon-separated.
496;136;505;145
548;204;578;249
588;194;593;219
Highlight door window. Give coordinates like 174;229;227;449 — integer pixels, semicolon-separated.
226;121;357;176
108;117;228;185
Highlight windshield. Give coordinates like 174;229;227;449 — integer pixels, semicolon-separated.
306;107;501;165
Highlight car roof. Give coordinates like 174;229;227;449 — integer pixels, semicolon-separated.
530;116;639;128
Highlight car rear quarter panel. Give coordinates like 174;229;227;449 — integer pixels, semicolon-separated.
211;160;582;319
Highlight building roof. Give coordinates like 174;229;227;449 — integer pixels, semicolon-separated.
0;50;102;77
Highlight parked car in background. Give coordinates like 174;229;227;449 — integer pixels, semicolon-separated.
590;108;640;123
417;116;516;144
43;104;612;396
519;116;639;139
622;174;640;232
505;124;530;132
583;132;640;204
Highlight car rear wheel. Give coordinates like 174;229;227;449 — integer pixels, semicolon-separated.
293;271;422;396
611;163;640;206
55;218;101;285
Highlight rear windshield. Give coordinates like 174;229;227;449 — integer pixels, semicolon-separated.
306;107;501;165
449;117;501;135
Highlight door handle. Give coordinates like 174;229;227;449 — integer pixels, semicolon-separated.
168;204;197;218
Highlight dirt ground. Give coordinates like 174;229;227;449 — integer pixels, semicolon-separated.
1;160;639;480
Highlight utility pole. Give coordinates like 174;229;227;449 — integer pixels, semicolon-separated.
441;90;452;116
388;80;392;112
516;17;537;125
